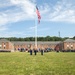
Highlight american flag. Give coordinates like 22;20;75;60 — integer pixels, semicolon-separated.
36;6;41;23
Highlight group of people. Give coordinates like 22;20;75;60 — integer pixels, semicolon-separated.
29;49;44;55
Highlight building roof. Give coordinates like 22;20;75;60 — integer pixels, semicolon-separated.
0;39;10;44
1;38;75;45
64;39;75;42
0;39;62;45
0;39;9;42
11;41;61;45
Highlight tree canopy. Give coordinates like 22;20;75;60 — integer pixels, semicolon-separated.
0;36;73;41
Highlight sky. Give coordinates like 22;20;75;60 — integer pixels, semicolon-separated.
0;0;75;38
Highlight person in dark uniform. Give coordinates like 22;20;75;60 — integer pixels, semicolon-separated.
34;49;37;55
41;49;44;55
30;49;32;55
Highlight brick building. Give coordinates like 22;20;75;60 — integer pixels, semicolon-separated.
0;39;75;52
12;41;62;51
0;39;14;52
63;39;75;50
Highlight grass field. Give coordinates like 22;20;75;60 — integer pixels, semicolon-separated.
0;52;75;75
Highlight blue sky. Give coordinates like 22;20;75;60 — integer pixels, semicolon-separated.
0;0;75;38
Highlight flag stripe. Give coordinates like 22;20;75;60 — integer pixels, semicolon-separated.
36;6;41;23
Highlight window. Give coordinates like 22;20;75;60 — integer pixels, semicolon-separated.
4;45;6;47
0;45;2;48
71;45;73;50
28;44;30;48
71;45;73;47
4;47;5;49
67;45;69;50
67;45;69;47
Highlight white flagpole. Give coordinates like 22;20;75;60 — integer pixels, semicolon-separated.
35;13;37;49
34;6;41;49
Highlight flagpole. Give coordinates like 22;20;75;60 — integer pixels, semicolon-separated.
34;6;41;49
35;13;37;49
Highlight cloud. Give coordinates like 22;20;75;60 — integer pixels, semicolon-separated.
0;0;75;27
0;26;8;31
41;0;75;23
10;0;35;16
29;26;35;30
0;31;26;37
0;0;75;37
38;27;50;32
0;0;36;26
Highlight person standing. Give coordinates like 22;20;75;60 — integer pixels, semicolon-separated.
30;49;32;55
34;49;37;55
41;49;44;55
29;46;33;55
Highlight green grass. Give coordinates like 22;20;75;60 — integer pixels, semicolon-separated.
0;52;75;75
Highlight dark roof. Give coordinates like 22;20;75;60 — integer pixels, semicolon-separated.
0;39;62;45
11;41;61;45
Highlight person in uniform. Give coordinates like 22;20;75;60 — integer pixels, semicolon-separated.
41;49;44;55
30;49;32;55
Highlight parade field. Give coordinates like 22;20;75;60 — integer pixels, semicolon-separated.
0;52;75;75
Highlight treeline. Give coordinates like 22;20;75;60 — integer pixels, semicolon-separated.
0;36;75;41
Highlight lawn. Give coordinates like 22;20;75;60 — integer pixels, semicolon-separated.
0;52;75;75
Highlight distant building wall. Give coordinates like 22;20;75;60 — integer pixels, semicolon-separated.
63;42;75;50
1;42;14;50
0;39;75;51
14;44;28;50
13;42;62;51
0;39;14;51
